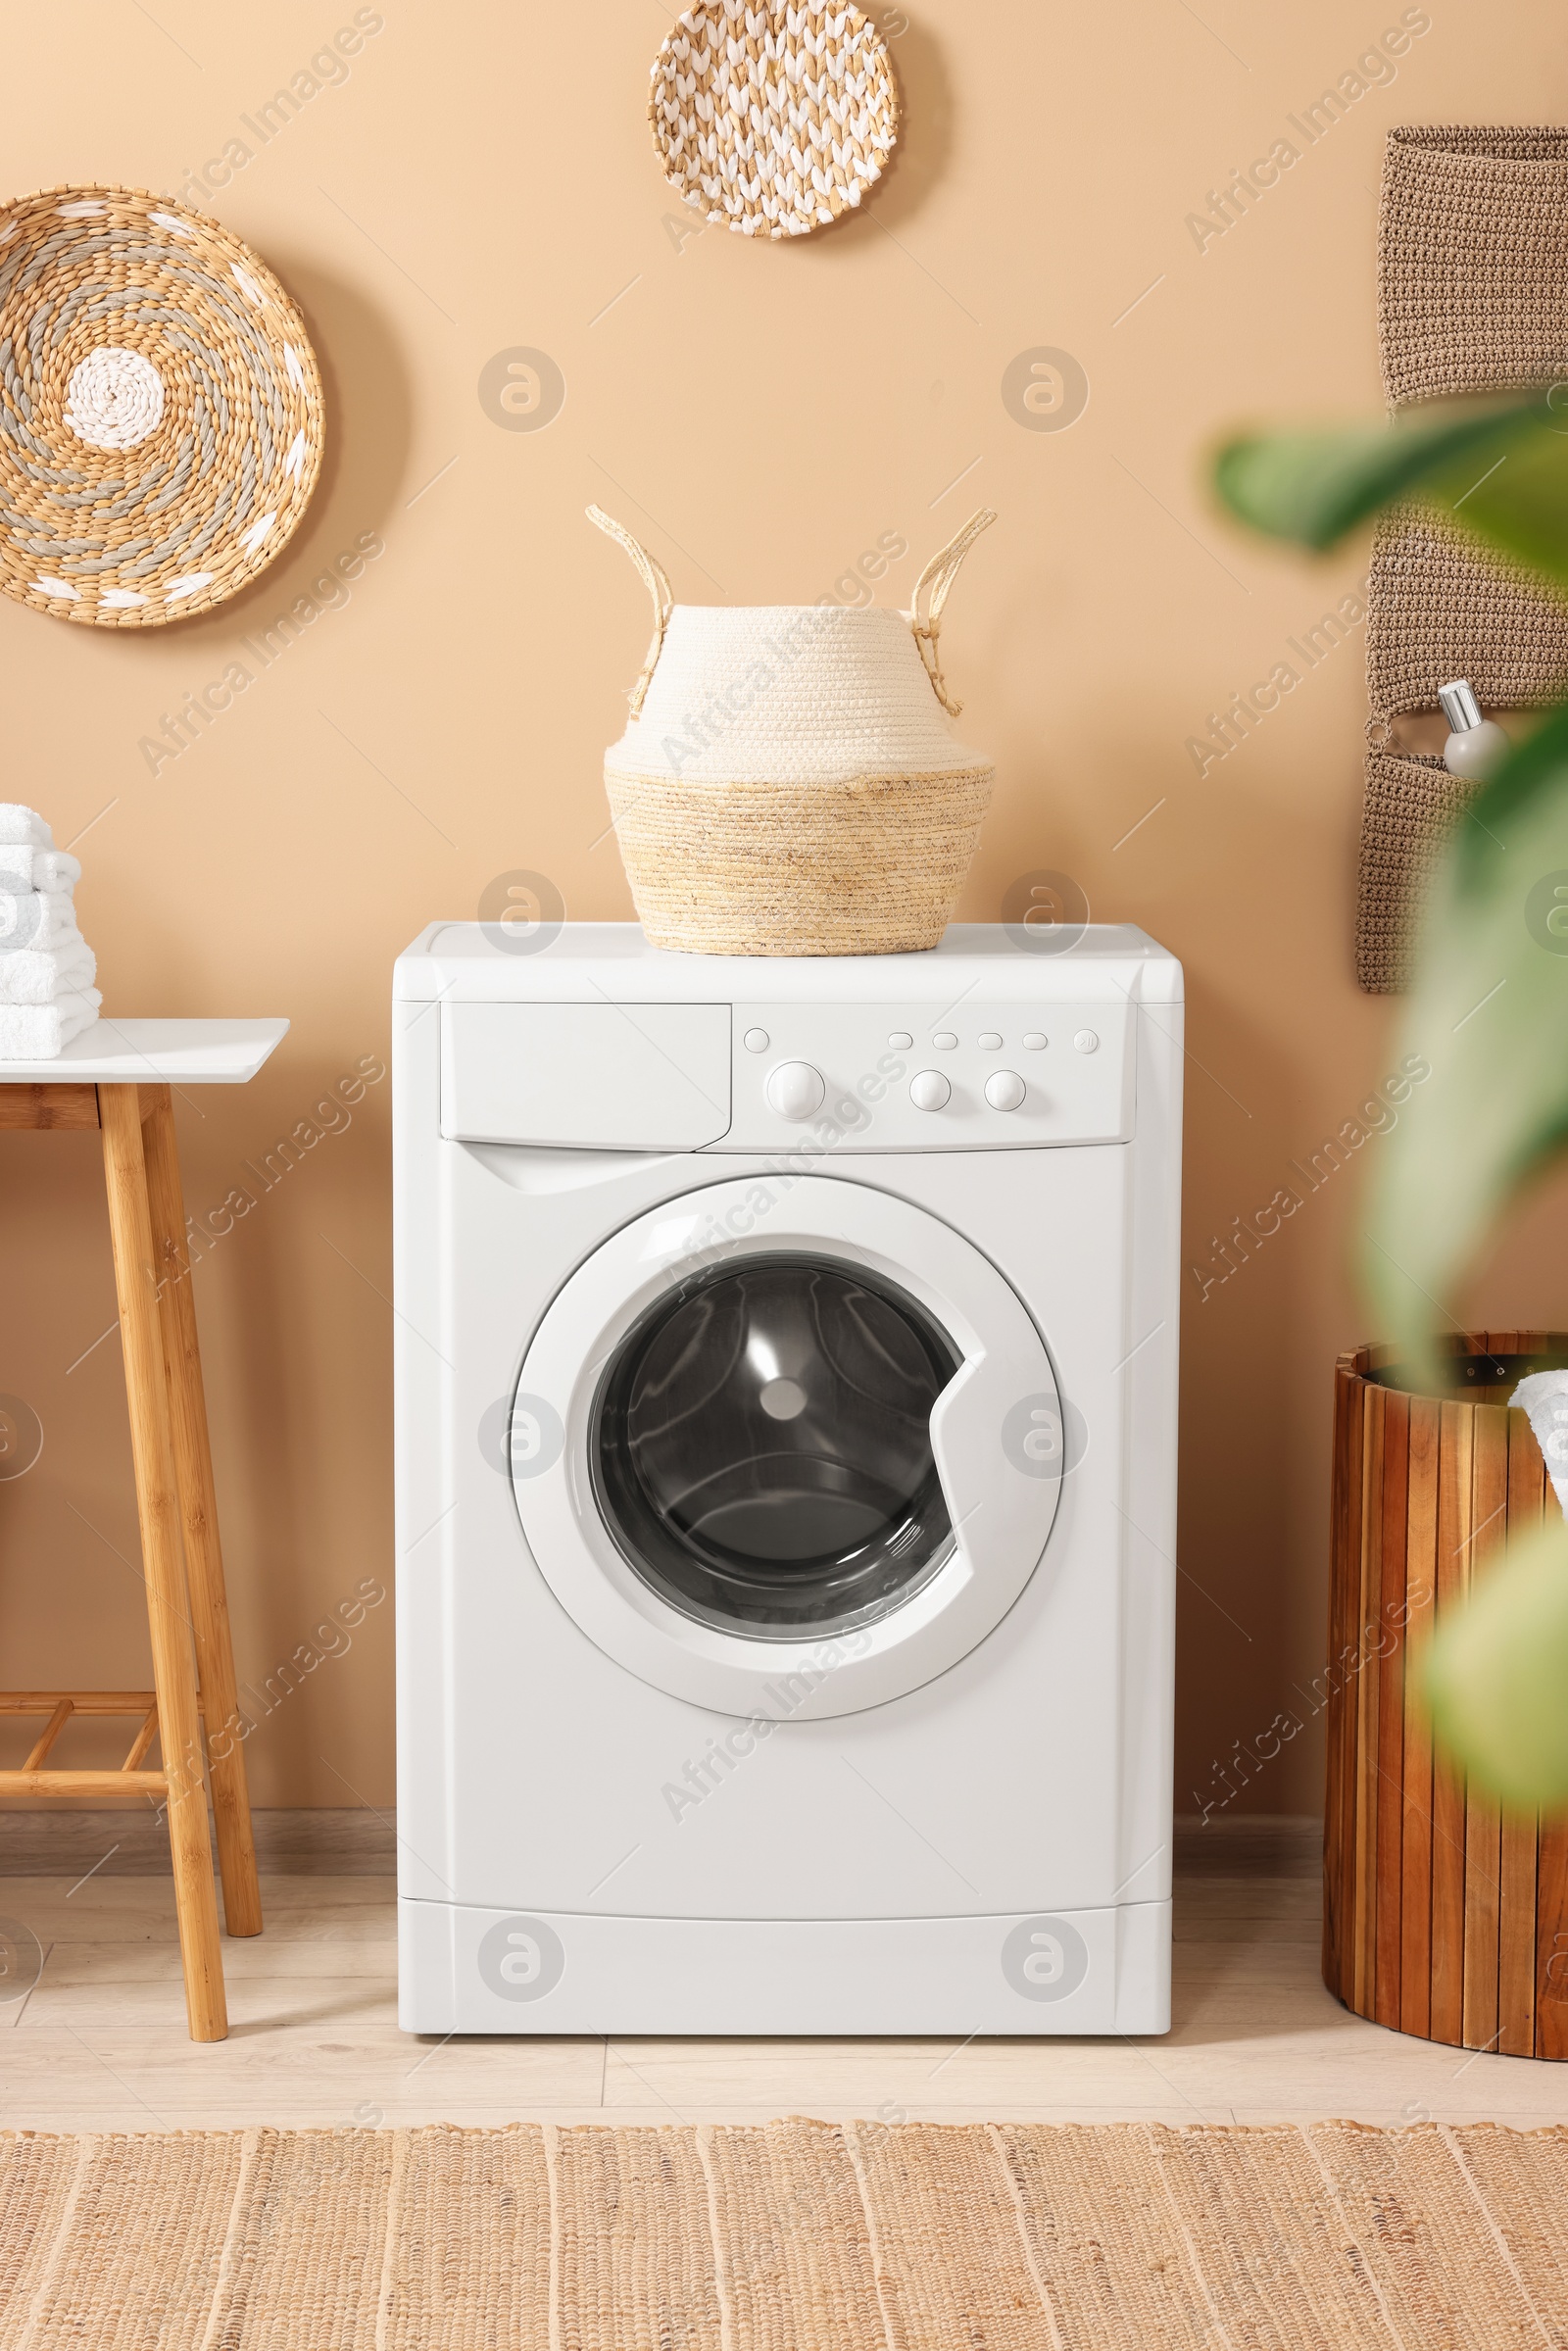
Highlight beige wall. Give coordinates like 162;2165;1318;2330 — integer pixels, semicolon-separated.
2;0;1562;1816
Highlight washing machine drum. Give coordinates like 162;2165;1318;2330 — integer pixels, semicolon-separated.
592;1255;959;1639
512;1175;1064;1721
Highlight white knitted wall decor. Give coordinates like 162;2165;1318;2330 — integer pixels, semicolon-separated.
588;505;998;956
0;186;323;627
650;4;901;240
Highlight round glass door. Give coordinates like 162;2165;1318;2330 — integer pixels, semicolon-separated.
591;1253;959;1639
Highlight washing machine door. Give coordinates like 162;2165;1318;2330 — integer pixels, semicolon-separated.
511;1175;1062;1720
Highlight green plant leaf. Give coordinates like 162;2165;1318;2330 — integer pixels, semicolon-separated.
1363;705;1568;1358
1212;384;1568;1809
1423;417;1568;597
1450;699;1568;895
1213;393;1568;596
1425;1516;1568;1809
1215;402;1568;1355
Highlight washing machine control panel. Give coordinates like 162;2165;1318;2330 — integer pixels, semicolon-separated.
711;1002;1135;1151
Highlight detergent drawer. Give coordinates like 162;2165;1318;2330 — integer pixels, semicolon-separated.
439;1001;732;1150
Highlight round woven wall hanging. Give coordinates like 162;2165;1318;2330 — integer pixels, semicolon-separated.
0;185;323;627
650;4;900;239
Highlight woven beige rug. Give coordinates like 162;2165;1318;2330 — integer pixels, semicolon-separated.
4;2118;1568;2346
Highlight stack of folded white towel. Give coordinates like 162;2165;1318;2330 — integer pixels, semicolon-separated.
0;806;99;1058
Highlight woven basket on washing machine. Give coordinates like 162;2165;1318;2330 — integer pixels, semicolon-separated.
588;506;997;956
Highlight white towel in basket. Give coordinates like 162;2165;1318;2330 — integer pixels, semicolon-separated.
1511;1370;1568;1514
0;893;78;951
0;941;95;1005
0;806;54;848
0;985;100;1059
0;845;77;894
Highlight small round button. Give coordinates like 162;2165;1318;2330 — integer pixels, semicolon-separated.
979;1031;1003;1051
1073;1029;1100;1054
909;1069;951;1111
933;1031;958;1050
766;1060;826;1120
1023;1032;1048;1051
985;1070;1026;1111
888;1030;912;1050
743;1027;770;1053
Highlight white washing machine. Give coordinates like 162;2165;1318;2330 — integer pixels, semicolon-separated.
394;921;1182;2035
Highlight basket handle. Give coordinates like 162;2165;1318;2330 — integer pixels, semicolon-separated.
906;508;997;717
587;506;674;719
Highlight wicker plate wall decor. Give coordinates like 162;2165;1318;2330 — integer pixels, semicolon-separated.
0;185;323;627
650;3;900;238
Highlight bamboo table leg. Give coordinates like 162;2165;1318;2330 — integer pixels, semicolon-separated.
140;1084;263;1940
100;1083;227;2042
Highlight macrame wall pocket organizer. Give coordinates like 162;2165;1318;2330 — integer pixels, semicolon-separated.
650;3;900;239
1357;127;1568;991
0;185;323;626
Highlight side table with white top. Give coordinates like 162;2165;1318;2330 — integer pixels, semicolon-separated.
0;1019;288;2041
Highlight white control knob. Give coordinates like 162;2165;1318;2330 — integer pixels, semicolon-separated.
1074;1029;1100;1054
909;1069;951;1111
766;1060;825;1120
985;1070;1026;1111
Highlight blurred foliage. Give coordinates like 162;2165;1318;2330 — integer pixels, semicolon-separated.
1213;390;1568;1807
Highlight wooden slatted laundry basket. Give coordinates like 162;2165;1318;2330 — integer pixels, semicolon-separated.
1324;1332;1568;2056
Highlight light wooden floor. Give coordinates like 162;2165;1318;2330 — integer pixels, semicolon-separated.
4;1846;1568;2133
